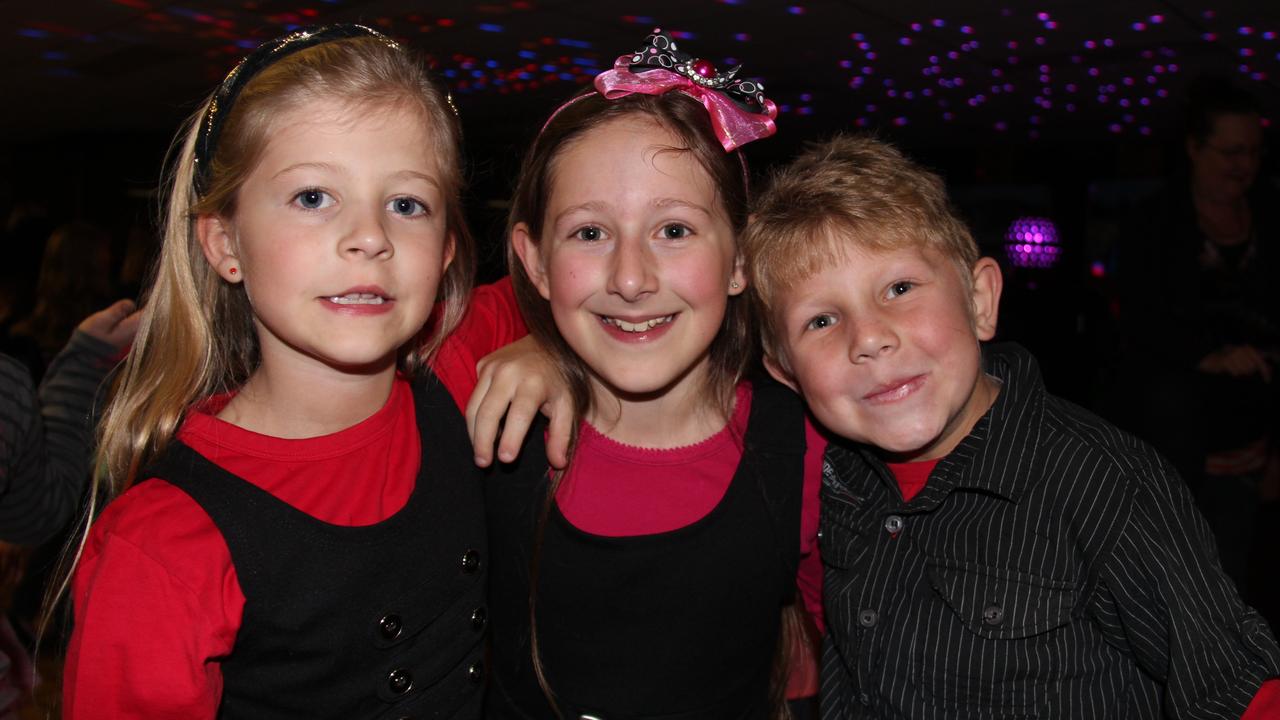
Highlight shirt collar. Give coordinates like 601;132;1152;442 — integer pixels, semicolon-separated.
827;342;1046;506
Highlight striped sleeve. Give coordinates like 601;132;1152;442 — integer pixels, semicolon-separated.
0;331;117;544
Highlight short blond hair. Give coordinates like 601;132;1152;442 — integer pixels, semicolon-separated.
743;135;977;363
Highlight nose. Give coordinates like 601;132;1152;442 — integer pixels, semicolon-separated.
847;313;898;364
606;236;657;302
338;204;394;260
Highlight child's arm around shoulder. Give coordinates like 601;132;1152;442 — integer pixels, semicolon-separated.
1086;450;1280;716
65;480;241;720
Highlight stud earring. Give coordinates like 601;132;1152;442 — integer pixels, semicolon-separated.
229;267;238;276
730;280;740;290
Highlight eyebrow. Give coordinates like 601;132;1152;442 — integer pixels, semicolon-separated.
550;197;714;226
272;164;442;189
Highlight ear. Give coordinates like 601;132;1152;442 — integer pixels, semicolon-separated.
442;231;457;273
511;222;551;301
969;256;1003;341
763;353;800;394
728;253;747;296
197;214;242;283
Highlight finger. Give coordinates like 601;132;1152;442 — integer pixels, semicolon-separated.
543;395;574;470
496;394;540;464
465;375;499;467
106;299;138;327
465;371;493;441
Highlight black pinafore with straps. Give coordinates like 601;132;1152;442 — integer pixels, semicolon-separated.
484;377;806;720
146;373;487;719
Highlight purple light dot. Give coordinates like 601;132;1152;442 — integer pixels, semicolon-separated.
1035;36;1046;45
1238;64;1251;73
786;6;805;15
800;92;813;101
1203;10;1215;19
865;103;877;112
923;88;934;96
852;32;865;41
943;111;954;120
968;97;980;107
854;117;868;127
932;18;945;28
1123;76;1135;85
1123;113;1135;122
948;50;960;59
991;84;1002;94
1154;64;1165;73
1146;75;1157;84
1150;14;1164;23
1072;55;1083;63
1264;32;1277;41
992;68;1003;77
910;22;922;32
858;41;871;50
1156;88;1168;97
735;33;751;41
840;59;853;68
887;89;898;98
954;77;965;86
1240;26;1255;36
1037;12;1050;21
1253;71;1268;81
1140;97;1151;106
1084;39;1097;49
1040;74;1050;83
899;36;912;46
929;55;939;64
1066;103;1077;112
862;66;874;74
960;25;974;35
1109;123;1122;133
1039;64;1051;73
893;116;908;126
1088;67;1100;77
1103;38;1114;47
866;51;877;59
1132;22;1146;32
995;121;1008;131
1203;32;1218;41
1045;21;1058;30
1241;48;1255;57
1007;40;1018;49
1009;55;1019;64
1097;94;1109;103
1066;83;1078;92
1031;115;1041;125
1142;50;1155;59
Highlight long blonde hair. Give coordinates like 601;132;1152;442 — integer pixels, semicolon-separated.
42;34;473;637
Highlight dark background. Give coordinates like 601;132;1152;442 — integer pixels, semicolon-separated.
2;0;1278;405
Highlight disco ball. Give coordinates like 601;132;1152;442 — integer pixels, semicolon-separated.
1004;216;1061;268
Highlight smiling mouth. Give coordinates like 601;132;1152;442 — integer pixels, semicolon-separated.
864;375;926;403
599;314;675;333
328;292;387;305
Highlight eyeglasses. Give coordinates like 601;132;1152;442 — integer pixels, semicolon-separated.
1203;142;1267;161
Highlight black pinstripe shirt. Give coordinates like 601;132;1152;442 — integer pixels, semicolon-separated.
819;343;1280;719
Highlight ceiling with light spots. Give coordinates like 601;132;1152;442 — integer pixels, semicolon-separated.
3;0;1276;147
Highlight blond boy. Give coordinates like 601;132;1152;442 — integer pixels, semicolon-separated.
745;135;1280;718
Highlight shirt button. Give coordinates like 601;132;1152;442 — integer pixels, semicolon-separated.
461;549;481;574
387;668;413;695
467;660;484;683
470;606;487;631
378;613;403;640
982;604;1005;626
883;515;904;534
857;608;878;628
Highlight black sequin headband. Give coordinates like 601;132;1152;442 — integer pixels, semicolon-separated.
192;23;401;196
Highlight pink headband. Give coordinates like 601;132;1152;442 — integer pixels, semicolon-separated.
542;29;778;153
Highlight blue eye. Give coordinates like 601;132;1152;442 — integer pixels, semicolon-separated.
805;314;836;331
661;223;691;239
573;226;602;242
294;189;333;210
388;196;427;217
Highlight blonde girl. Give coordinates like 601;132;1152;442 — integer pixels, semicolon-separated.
61;25;499;719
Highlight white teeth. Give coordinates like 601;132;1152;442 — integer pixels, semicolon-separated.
603;314;674;333
329;293;385;305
